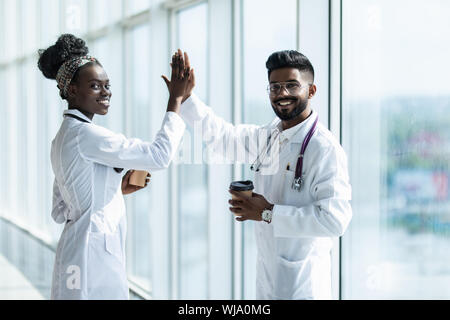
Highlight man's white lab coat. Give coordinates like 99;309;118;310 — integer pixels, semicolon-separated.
180;94;352;300
50;109;185;299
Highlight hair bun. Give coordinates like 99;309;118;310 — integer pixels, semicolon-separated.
38;34;89;80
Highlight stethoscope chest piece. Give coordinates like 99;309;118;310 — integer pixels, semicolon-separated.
292;176;303;191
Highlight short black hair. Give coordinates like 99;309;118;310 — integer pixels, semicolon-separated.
266;50;314;82
37;34;101;99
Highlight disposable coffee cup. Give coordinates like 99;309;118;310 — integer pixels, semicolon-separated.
229;180;254;199
129;170;149;187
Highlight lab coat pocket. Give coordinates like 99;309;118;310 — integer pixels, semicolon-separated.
88;231;122;263
105;232;123;262
87;231;126;298
278;169;294;203
274;256;312;299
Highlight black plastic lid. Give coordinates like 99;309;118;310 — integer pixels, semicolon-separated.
229;180;254;191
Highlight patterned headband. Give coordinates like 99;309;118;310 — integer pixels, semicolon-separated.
55;55;97;98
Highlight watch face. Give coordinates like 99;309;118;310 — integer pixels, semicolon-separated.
262;209;271;222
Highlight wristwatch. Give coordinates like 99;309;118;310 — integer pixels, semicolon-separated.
261;205;274;224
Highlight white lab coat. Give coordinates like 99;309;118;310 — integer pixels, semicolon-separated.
180;94;352;300
50;109;185;299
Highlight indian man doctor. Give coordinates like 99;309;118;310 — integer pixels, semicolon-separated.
163;50;352;300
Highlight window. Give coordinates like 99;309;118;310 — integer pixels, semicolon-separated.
89;0;122;30
0;70;6;209
125;23;153;291
21;0;38;56
175;2;209;299
4;65;19;216
16;64;29;223
4;0;449;301
242;0;297;126
38;69;64;240
3;0;18;61
23;58;39;228
241;0;297;299
62;0;88;35
126;0;150;16
39;0;60;47
0;0;5;62
341;0;450;299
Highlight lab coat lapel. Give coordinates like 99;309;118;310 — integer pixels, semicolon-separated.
289;110;319;144
63;109;93;123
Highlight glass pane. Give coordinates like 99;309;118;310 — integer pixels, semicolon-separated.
0;1;5;62
3;0;18;60
241;0;297;299
39;0;60;47
126;23;152;291
90;0;122;30
23;58;40;229
0;70;6;209
90;0;108;29
21;0;38;55
40;70;64;241
342;0;450;299
62;0;88;35
176;3;209;299
126;0;149;15
242;0;297;126
17;64;29;222
4;65;19;215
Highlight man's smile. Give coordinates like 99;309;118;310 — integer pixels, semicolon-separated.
275;98;297;107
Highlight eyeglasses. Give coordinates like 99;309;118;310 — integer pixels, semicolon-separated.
267;81;311;96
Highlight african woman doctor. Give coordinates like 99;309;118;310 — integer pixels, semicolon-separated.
38;34;191;299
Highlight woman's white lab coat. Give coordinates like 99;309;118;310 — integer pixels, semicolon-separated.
180;94;352;300
50;109;185;299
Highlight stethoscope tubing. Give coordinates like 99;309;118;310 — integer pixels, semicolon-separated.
250;115;319;191
295;116;319;179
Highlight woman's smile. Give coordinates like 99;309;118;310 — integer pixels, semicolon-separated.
97;98;110;107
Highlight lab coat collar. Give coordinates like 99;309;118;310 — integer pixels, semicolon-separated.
272;109;318;144
63;109;93;123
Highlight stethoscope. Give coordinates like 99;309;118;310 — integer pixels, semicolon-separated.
250;115;319;192
250;129;281;172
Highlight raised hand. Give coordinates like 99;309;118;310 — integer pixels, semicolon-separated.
163;49;191;114
181;51;195;101
162;49;195;104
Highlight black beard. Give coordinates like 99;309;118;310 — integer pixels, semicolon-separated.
272;98;308;121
